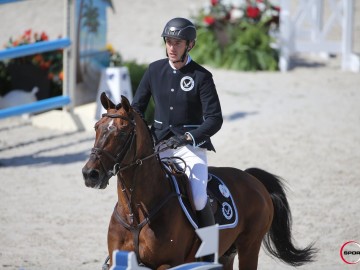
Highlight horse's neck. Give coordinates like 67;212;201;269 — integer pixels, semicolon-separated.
117;157;170;220
117;113;171;213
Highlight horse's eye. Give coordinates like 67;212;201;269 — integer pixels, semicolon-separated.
108;125;116;131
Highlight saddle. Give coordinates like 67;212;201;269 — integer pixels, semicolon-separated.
161;159;238;230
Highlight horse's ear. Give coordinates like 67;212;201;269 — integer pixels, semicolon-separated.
121;95;131;112
100;92;115;110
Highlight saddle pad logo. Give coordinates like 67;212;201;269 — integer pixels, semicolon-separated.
180;76;194;91
219;184;230;198
222;202;233;220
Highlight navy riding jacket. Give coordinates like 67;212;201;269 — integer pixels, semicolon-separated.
131;58;223;151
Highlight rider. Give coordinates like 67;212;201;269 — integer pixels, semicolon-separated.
131;17;223;258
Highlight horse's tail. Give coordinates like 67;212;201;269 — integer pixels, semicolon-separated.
245;167;318;266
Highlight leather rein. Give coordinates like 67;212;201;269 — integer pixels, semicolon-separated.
92;112;180;265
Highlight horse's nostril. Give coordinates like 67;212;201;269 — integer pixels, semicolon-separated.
82;167;100;181
89;169;100;181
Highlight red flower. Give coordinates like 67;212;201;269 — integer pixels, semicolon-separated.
272;5;280;12
48;73;54;80
40;32;49;41
24;29;32;38
203;16;216;26
211;0;218;6
40;61;51;70
246;6;260;19
33;54;43;63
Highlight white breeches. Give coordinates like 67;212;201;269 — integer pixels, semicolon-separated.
159;145;208;210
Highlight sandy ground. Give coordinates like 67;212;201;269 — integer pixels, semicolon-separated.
1;0;360;270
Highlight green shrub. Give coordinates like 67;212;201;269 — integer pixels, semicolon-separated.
191;0;280;71
123;60;154;124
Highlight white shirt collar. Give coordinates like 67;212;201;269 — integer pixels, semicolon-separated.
169;55;192;70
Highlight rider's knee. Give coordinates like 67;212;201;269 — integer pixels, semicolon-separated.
193;195;207;211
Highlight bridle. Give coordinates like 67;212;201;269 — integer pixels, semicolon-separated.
90;113;137;178
90;112;171;179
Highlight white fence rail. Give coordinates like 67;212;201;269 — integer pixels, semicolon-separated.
279;0;359;72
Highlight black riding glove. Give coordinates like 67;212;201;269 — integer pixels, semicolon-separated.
165;135;190;149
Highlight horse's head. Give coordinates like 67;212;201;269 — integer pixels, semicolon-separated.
82;92;145;189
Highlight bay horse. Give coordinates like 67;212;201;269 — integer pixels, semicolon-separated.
82;93;317;270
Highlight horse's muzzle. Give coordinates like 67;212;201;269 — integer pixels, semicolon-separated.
82;166;107;189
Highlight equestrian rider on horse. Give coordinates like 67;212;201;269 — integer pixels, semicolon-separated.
131;17;223;252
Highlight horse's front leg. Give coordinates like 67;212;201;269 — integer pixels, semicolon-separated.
107;214;133;266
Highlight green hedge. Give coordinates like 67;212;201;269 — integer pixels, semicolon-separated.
123;60;154;124
191;21;279;71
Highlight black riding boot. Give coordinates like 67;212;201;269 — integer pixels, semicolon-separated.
196;200;215;262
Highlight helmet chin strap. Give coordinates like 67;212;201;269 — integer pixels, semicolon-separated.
171;49;188;64
168;41;190;64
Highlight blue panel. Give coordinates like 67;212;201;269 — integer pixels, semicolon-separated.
0;0;24;4
0;38;71;60
0;96;71;119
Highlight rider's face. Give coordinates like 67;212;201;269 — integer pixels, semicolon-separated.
165;37;187;62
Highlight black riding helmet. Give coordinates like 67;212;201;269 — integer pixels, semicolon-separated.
161;17;196;41
161;17;196;62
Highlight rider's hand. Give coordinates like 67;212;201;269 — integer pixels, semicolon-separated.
165;134;191;149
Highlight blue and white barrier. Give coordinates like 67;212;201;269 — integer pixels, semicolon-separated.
0;0;23;4
0;0;74;119
0;38;72;117
109;225;222;270
0;38;71;60
0;95;71;119
109;251;222;270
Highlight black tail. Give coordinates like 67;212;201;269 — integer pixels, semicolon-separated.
245;168;318;267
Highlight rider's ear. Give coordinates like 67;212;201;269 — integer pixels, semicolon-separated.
188;40;195;51
100;92;116;110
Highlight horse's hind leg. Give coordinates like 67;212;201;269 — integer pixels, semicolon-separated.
219;256;235;270
219;244;237;270
236;236;262;270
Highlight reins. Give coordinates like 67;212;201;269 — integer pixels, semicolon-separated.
117;143;171;172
